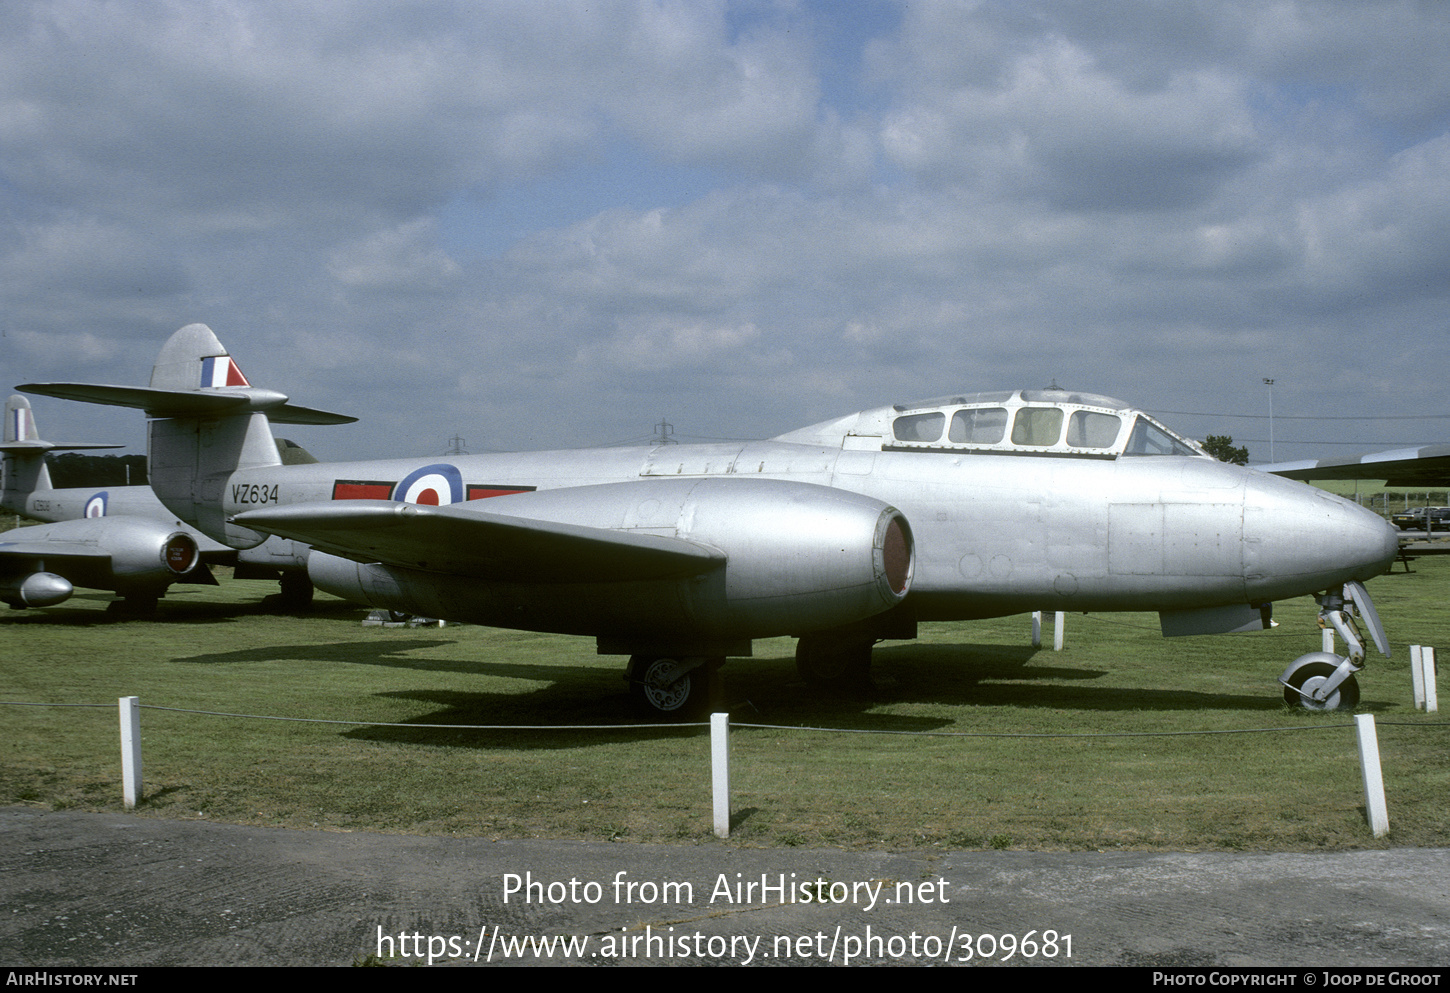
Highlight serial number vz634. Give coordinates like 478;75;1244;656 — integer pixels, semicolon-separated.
231;483;280;505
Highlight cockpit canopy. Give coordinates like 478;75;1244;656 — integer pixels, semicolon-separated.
776;388;1207;460
885;389;1205;459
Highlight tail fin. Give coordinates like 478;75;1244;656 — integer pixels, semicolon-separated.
5;394;40;446
19;324;354;547
2;395;123;514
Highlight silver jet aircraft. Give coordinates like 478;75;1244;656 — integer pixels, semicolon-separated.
22;324;1399;715
2;396;322;612
1;393;208;611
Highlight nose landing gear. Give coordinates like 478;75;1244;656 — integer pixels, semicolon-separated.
1279;580;1389;711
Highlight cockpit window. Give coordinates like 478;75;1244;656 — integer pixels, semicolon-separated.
1066;410;1122;449
892;411;945;443
870;389;1204;461
1011;407;1064;447
949;407;1007;444
1124;415;1200;457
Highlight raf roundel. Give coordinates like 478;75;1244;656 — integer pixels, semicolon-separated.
84;492;109;518
392;464;464;506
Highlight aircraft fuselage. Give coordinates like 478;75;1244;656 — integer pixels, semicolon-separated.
222;434;1395;626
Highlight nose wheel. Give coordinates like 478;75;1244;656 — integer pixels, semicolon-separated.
1278;582;1385;712
1280;654;1361;711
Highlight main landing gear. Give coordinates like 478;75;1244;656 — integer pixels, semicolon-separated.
627;655;722;718
795;630;876;693
1279;580;1389;712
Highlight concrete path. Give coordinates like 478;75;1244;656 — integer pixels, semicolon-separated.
3;808;1448;967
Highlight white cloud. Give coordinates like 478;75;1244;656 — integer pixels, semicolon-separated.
2;1;1448;465
326;219;460;292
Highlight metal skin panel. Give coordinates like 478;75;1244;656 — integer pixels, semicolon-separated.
151;411;279;549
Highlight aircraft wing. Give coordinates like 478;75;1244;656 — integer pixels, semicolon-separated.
233;500;725;583
0;533;225;584
0;541;112;563
1260;444;1450;487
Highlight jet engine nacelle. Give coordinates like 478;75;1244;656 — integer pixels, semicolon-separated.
308;477;914;648
0;517;202;605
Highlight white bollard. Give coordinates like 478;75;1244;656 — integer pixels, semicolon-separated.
1411;645;1426;709
119;696;141;808
1031;611;1042;648
1423;647;1438;714
1054;611;1065;651
1354;714;1389;838
711;713;730;839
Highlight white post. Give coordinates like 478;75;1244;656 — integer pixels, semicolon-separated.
1031;611;1042;648
1053;611;1065;651
1354;714;1389;838
1423;647;1438;714
1411;645;1426;709
119;696;141;808
711;712;730;839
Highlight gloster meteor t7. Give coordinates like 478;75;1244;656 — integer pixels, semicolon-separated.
21;324;1398;715
1;394;319;612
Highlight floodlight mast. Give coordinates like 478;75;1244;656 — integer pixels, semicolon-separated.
1263;378;1276;462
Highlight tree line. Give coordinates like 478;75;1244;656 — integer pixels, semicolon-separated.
44;453;148;488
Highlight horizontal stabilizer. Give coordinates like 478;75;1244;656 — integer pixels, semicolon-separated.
234;500;725;583
4;393;122;450
0;440;123;453
18;383;356;426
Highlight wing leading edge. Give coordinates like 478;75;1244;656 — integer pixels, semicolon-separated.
233;500;725;583
1262;444;1450;487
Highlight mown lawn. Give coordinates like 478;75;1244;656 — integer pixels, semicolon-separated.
3;556;1447;850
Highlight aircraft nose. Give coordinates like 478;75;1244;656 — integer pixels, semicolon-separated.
1243;473;1399;601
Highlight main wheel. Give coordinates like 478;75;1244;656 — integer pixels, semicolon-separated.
106;596;159;618
277;572;315;609
631;657;706;718
795;632;874;691
1282;660;1360;711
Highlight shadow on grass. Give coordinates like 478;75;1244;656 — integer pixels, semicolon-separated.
342;688;711;749
734;642;1288;716
314;638;1300;751
171;638;504;676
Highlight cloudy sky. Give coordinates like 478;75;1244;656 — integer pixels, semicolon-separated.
4;0;1448;465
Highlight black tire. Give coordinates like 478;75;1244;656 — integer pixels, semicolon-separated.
106;596;159;618
630;657;707;718
277;572;315;609
795;632;874;691
1282;660;1360;711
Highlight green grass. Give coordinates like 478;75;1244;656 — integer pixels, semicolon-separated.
3;559;1449;851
